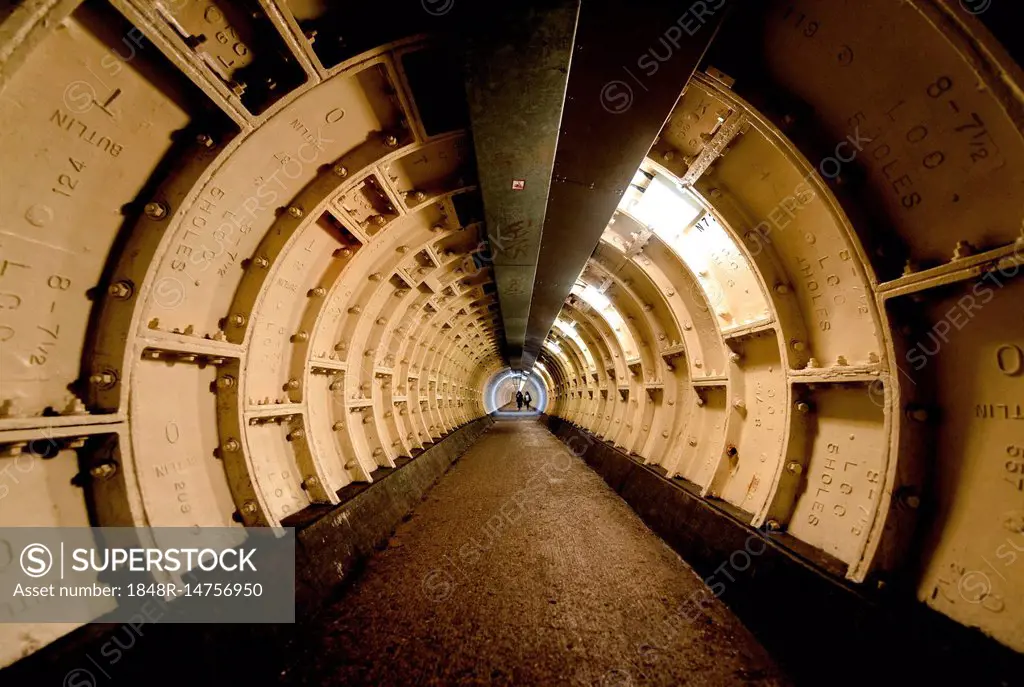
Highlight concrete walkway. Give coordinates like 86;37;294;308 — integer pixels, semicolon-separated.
280;418;787;686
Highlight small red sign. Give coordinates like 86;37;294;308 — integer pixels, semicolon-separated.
511;179;526;190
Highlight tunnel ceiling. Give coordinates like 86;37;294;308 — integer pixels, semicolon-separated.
463;0;578;366
2;0;1024;669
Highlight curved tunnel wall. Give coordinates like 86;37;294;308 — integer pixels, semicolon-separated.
0;0;1022;668
0;0;505;663
536;0;1024;658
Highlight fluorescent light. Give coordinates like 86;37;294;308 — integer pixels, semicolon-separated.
580;285;611;311
627;174;702;235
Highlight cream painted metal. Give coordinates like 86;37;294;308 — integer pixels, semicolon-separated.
1;0;1024;665
0;0;500;664
542;0;1024;655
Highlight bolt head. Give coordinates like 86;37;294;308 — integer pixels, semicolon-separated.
89;463;117;480
144;201;169;220
333;164;348;177
108;281;133;300
287;206;304;219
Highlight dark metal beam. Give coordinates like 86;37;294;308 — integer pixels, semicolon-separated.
520;0;731;370
463;1;580;367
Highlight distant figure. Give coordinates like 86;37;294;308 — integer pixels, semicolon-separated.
523;390;532;410
515;390;524;411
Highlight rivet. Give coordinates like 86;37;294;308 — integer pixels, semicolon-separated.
333;164;349;177
241;501;258;515
229;313;247;327
908;407;929;422
223;438;240;453
287;429;305;441
786;462;803;474
309;286;326;297
216;375;236;389
287;205;304;219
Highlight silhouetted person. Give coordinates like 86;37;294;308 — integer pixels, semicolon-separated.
523;390;532;410
516;390;523;411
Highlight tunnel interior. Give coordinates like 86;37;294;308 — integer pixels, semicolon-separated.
1;0;1023;684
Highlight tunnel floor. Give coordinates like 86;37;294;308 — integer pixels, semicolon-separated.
279;418;788;686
